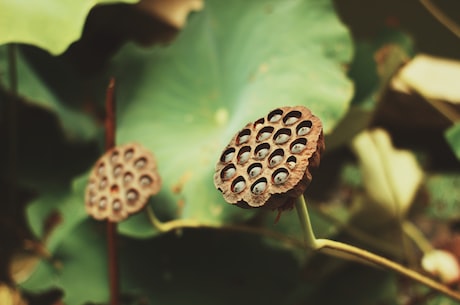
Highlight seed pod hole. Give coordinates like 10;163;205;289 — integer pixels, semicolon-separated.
273;128;292;144
272;168;289;185
268;109;283;123
287;156;297;169
268;149;284;168
113;165;123;177
99;177;108;190
237;146;251;164
256;126;274;142
124;172;134;185
99;197;107;209
251;178;268;195
237;129;251;145
140;175;153;187
231;176;246;193
98;163;105;176
111;151;119;164
112;199;122;211
296;120;312;136
247;163;263;178
126;189;139;204
254;117;265;129
110;184;119;195
221;164;236;181
283;110;301;125
135;157;147;169
290;138;307;154
254;143;270;160
220;147;235;163
89;195;97;205
124;148;134;161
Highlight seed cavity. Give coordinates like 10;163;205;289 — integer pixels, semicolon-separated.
221;164;236;181
237;146;251;164
140;175;153;186
251;178;268;195
247;163;262;178
111;151;119;164
283;110;301;125
126;189;139;204
273;128;291;144
254;118;265;129
124;149;134;161
297;120;312;136
268;109;283;123
272;168;289;185
237;129;251;145
98;163;105;175
231;177;246;193
99;177;108;190
268;149;284;168
256;126;274;142
287;156;297;169
113;165;122;177
135;157;147;169
124;172;134;185
221;147;235;163
290;138;307;154
113;200;121;211
99;197;107;209
254;143;270;160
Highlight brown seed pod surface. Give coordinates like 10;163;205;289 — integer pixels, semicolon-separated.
85;143;161;222
214;106;324;210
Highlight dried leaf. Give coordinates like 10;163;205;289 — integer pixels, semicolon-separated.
350;128;423;218
422;249;460;284
136;0;203;28
0;285;27;305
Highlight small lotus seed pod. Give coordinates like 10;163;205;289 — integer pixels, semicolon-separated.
214;105;324;211
85;143;162;222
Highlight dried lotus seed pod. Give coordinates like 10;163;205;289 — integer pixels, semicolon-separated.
85;143;161;222
214;106;324;211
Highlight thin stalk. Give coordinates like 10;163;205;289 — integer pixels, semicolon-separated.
420;0;460;39
297;195;460;302
294;196;318;249
104;78;119;305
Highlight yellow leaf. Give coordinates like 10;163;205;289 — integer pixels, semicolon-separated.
350;128;423;218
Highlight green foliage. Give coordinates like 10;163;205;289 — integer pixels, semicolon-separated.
0;0;139;55
446;123;460;161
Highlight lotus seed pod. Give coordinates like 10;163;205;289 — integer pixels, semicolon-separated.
214;106;324;210
85;143;162;222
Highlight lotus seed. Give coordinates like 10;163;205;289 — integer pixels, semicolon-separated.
99;178;107;190
222;167;236;180
249;166;262;178
238;151;250;164
113;200;121;211
291;143;306;154
90;195;97;205
232;180;246;193
114;165;122;177
285;116;300;125
238;134;250;144
125;150;134;161
99;198;107;209
297;126;311;136
98;164;105;175
269;155;283;167
269;114;282;122
223;151;235;163
140;175;152;186
135;158;147;169
251;181;267;195
127;190;138;203
111;152;119;164
287;161;296;169
124;173;133;184
273;171;289;184
257;132;271;141
256;148;269;159
274;133;290;144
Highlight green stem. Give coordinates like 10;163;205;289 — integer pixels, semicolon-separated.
296;195;460;302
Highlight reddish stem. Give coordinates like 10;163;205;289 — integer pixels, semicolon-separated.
105;77;119;305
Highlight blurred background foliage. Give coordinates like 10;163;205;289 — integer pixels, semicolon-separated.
1;0;460;304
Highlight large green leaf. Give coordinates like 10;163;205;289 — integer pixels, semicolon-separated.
0;0;139;55
445;123;460;161
111;0;353;232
